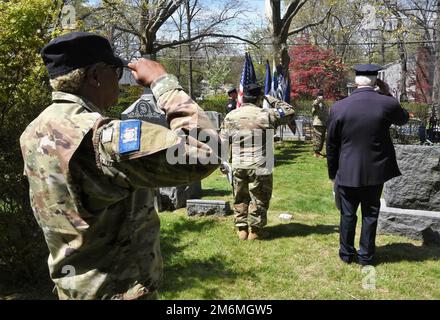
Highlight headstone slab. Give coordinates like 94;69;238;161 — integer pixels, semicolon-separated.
378;199;440;245
186;199;231;217
384;145;440;211
158;182;202;212
121;92;168;128
204;111;222;131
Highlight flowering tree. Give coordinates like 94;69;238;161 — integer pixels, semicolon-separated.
289;43;347;100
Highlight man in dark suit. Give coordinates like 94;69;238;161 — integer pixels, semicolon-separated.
326;64;409;266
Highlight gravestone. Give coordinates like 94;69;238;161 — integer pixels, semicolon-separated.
121;90;168;127
122;89;202;211
378;145;440;245
186;199;231;217
158;184;202;212
205;111;222;131
379;200;440;245
383;145;440;211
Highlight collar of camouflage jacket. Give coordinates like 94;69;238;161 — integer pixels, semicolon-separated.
52;91;102;114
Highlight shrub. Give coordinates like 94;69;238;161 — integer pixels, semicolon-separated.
291;100;430;121
198;95;229;115
106;85;144;119
401;102;430;123
0;0;60;286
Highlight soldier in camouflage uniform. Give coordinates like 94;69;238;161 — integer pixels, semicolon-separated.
312;90;329;158
220;83;296;240
19;32;219;299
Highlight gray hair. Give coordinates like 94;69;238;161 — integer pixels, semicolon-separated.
355;75;377;87
49;68;87;93
49;62;105;93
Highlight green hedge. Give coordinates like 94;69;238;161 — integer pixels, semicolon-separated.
108;89;430;123
401;102;430;123
198;95;229;114
293;100;430;121
106;85;144;119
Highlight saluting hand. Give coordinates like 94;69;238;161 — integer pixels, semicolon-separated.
375;79;391;96
128;58;167;87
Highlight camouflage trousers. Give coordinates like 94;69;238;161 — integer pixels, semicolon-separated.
232;169;273;229
312;125;327;153
56;285;159;300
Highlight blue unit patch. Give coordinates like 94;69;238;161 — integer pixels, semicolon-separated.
277;107;285;117
119;120;141;154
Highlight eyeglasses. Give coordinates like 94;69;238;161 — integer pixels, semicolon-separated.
108;65;123;80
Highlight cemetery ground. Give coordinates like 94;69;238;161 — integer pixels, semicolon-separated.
1;141;439;300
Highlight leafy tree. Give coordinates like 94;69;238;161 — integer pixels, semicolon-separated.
0;0;61;284
289;42;347;99
203;58;231;93
266;0;332;76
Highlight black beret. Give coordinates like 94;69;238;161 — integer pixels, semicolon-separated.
353;64;382;76
41;32;127;79
243;83;262;97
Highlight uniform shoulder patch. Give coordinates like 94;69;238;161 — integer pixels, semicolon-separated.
277;107;285;117
119;120;141;154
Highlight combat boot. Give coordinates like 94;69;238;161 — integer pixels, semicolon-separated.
236;227;248;240
248;227;269;240
314;152;322;158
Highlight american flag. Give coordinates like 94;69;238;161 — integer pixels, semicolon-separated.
263;60;272;109
237;52;257;108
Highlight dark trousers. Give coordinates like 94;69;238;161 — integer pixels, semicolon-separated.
338;184;383;265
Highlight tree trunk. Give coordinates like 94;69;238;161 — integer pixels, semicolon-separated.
398;40;408;102
432;0;440;108
177;14;183;82
139;34;157;60
185;0;193;98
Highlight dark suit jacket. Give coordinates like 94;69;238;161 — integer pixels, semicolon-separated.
326;87;409;187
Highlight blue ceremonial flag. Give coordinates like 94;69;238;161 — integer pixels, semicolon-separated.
237;52;257;108
270;64;279;98
264;60;271;95
277;72;291;104
263;60;272;109
248;53;257;84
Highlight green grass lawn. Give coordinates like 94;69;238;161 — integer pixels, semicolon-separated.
2;141;438;300
158;141;440;300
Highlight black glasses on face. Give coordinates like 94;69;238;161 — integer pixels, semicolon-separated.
108;65;123;79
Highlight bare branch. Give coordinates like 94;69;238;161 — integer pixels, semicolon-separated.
155;33;259;51
280;0;306;38
288;6;332;36
102;0;140;37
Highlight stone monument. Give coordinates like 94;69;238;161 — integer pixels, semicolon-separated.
379;145;440;245
122;89;202;211
186;199;231;217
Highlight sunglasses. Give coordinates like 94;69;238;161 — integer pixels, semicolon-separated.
107;64;124;80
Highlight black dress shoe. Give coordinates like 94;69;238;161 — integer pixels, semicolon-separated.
340;256;355;264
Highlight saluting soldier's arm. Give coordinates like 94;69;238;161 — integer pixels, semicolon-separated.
92;61;220;189
264;95;296;127
385;99;410;126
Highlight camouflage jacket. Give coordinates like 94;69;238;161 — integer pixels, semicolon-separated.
20;74;219;300
312;98;329;126
220;96;295;175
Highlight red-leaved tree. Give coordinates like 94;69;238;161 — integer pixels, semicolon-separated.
289;43;347;100
412;46;433;104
